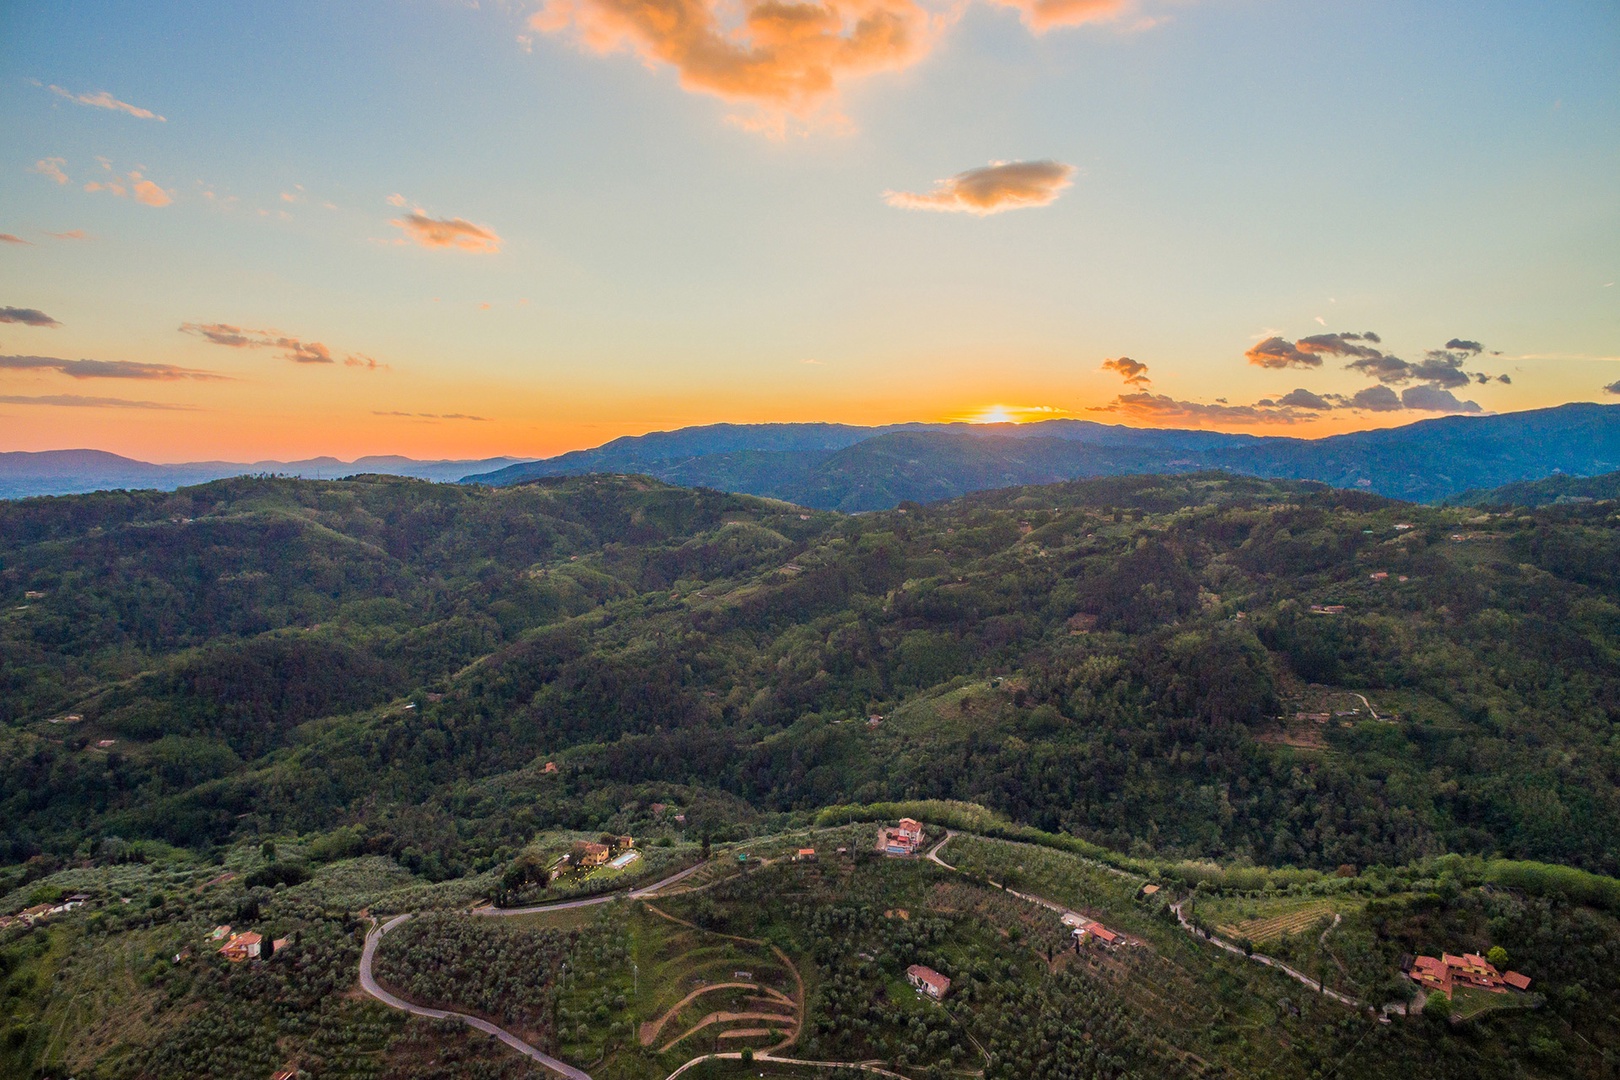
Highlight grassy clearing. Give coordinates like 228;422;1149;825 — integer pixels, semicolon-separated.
1448;985;1539;1022
1204;898;1345;945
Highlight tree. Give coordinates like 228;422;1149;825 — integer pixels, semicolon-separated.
1488;945;1509;968
261;840;277;863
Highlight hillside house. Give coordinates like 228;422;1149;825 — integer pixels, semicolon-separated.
882;818;925;856
1137;884;1160;900
19;904;53;925
1406;952;1531;995
906;964;951;999
616;835;635;850
795;848;817;862
220;931;262;962
574;841;610;867
542;762;559;773
1072;920;1121;948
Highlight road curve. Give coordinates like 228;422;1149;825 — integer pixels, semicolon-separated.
664;1051;913;1080
472;860;709;916
932;829;1376;1013
1169;901;1364;1009
360;913;594;1080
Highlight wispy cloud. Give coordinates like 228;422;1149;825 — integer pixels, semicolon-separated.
47;85;166;121
390;207;502;253
373;410;491;421
0;234;30;245
1603;380;1620;396
0;394;196;410
32;158;70;185
985;0;1133;33
45;229;88;241
83;159;173;207
0;354;226;381
885;160;1076;215
0;307;61;328
1100;355;1150;385
1091;392;1313;426
179;322;383;369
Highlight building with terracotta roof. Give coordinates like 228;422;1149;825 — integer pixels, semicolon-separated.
1071;919;1121;948
906;964;951;999
573;841;610;867
795;848;817;861
1408;955;1451;994
220;931;262;962
1408;951;1532;995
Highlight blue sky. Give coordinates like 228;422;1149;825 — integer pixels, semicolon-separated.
1;0;1615;459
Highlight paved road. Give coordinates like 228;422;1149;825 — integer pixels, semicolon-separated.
663;1052;912;1080
934;829;1384;1014
471;860;708;916
1169;900;1365;1009
360;914;594;1080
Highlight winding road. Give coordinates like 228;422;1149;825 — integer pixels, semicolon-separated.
360;828;1397;1080
1168;900;1365;1009
929;830;1382;1014
361;862;710;1080
360;913;593;1080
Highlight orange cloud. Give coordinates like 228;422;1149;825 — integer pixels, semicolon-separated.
180;322;381;368
0;235;28;245
48;85;166;121
1100;355;1149;385
32;158;69;185
82;160;173;207
884;160;1076;215
1090;391;1312;426
391;209;501;253
530;0;946;132
46;229;88;240
528;0;1165;130
984;0;1130;32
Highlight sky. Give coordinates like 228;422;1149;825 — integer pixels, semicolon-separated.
0;0;1616;462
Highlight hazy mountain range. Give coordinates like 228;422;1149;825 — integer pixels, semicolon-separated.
466;402;1620;509
0;450;527;500
5;402;1618;507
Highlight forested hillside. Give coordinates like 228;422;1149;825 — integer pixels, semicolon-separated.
6;470;1620;1079
3;470;1618;877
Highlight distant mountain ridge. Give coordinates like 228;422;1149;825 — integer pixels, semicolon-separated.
0;450;527;500
464;403;1620;509
8;403;1619;506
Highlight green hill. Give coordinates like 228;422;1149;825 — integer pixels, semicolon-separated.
4;470;1620;1076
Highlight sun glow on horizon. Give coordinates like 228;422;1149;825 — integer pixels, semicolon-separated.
957;404;1069;425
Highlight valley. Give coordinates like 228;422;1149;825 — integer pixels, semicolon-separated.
2;470;1618;1077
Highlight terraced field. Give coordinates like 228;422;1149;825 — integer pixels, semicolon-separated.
1216;901;1337;945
